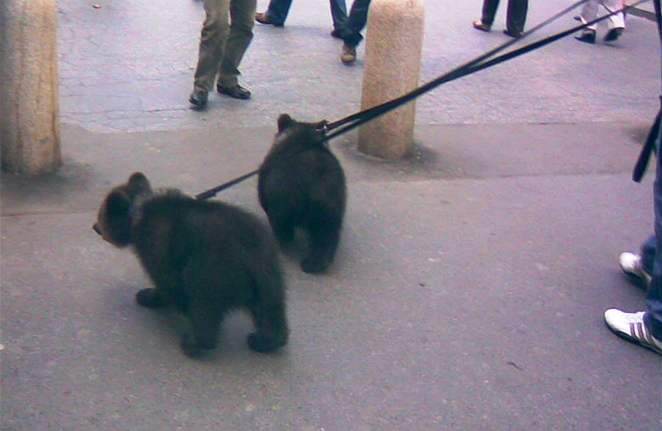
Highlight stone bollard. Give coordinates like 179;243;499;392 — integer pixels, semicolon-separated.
0;0;62;175
358;0;425;160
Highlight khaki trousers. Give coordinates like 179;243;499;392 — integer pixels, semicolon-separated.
193;0;257;93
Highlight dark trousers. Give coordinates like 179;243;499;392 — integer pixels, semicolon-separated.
339;0;371;48
480;0;528;34
266;0;348;30
641;235;656;275
645;135;662;339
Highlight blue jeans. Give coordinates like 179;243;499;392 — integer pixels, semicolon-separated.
338;0;371;48
645;137;662;338
265;0;348;30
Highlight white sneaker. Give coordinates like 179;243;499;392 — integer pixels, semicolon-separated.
618;252;651;287
604;309;662;355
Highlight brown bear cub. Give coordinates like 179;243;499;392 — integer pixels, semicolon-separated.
258;114;347;274
93;172;288;357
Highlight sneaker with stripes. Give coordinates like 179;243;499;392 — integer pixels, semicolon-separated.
604;309;662;355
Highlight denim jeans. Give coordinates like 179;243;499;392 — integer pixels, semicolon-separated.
338;0;371;48
645;136;662;338
266;0;348;31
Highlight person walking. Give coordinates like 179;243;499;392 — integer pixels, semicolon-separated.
189;0;257;110
603;0;662;356
338;0;371;65
472;0;529;38
575;0;625;44
255;0;348;38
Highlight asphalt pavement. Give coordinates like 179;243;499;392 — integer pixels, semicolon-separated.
2;1;661;430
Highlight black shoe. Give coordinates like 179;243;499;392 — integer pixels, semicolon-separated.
331;29;343;39
472;20;491;32
189;91;208;110
503;29;522;38
255;12;284;27
575;30;596;44
604;27;624;42
217;84;251;100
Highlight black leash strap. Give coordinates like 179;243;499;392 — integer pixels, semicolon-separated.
633;108;661;182
632;0;662;182
195;169;259;200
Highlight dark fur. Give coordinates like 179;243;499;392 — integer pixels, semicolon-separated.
258;114;346;273
93;173;288;357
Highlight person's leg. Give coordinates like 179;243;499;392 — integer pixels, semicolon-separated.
644;130;662;341
641;235;656;275
480;0;500;26
505;0;527;35
217;0;257;93
191;0;231;107
330;0;348;33
602;0;625;41
604;119;662;355
575;0;598;43
602;0;625;28
340;0;370;48
264;0;292;25
579;0;599;30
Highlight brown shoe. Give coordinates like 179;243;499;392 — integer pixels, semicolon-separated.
340;44;356;65
472;20;491;32
255;12;283;27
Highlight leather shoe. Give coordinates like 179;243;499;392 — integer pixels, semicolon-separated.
189;91;208;110
255;12;283;27
472;20;491;32
604;27;624;42
503;29;522;38
575;29;596;44
340;44;356;65
217;84;251;100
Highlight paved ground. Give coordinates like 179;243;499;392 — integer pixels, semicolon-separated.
2;1;662;430
56;0;659;131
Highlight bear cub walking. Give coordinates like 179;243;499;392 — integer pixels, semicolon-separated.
93;172;288;357
258;114;347;274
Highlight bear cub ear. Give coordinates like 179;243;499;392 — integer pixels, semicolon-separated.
106;190;131;217
127;172;151;195
277;114;294;132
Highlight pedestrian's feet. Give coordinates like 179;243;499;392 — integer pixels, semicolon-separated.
217;84;251;100
503;29;522;38
604;27;624;42
189;90;208;110
255;12;283;27
604;309;662;355
340;44;356;65
331;29;343;39
619;252;651;288
575;29;596;44
472;20;491;32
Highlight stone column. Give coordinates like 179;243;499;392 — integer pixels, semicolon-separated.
0;0;62;175
358;0;425;160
